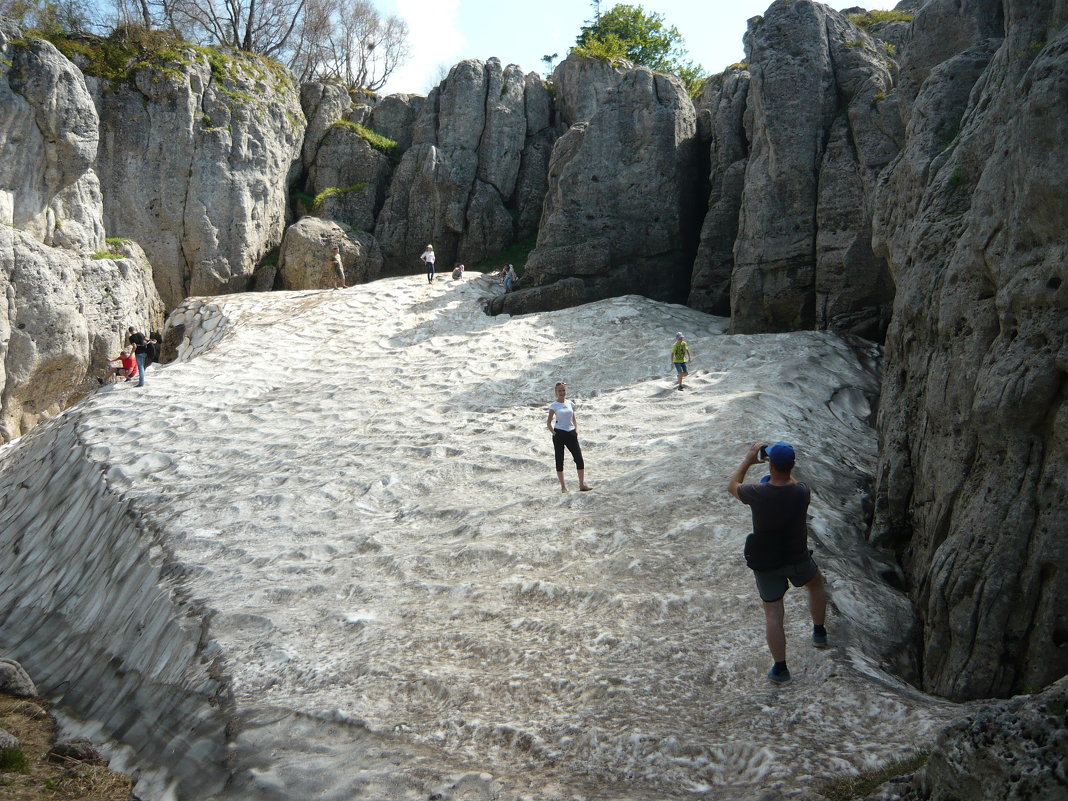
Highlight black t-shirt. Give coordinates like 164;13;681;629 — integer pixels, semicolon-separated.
129;331;147;355
737;481;811;570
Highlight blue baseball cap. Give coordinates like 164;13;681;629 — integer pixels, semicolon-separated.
767;441;796;467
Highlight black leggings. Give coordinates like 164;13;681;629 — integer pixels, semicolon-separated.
553;428;584;472
426;261;435;281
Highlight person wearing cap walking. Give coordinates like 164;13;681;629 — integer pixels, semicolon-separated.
671;332;691;391
728;441;829;685
420;244;436;283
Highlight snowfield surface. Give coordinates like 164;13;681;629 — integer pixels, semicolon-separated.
2;274;963;800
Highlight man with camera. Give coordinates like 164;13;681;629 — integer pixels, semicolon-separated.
728;441;828;685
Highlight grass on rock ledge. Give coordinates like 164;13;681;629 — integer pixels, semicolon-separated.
0;693;131;801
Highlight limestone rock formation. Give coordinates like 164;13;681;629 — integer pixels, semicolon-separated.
306;122;393;232
865;676;1068;801
277;216;382;290
730;0;897;337
88;45;304;309
368;92;425;154
375;58;553;272
495;65;699;316
1;24;164;442
551;51;630;127
869;0;1067;700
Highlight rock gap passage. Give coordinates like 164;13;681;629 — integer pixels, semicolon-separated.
0;274;965;801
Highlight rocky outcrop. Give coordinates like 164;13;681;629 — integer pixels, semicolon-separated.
276;216;382;290
551;52;630;127
492;65;699;316
1;24;164;443
306;122;393;232
730;0;897;337
88;45;304;309
866;676;1068;801
869;0;1066;700
374;58;555;272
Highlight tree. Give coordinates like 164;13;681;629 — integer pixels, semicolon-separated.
287;0;409;90
572;3;703;87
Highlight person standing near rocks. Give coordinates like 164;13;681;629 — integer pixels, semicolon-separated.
671;332;691;391
420;244;436;283
546;381;592;493
329;245;346;290
127;327;147;387
503;264;517;292
728;441;829;685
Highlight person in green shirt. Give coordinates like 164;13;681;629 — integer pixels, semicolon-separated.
671;332;691;391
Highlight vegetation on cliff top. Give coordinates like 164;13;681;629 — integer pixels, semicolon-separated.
570;3;705;95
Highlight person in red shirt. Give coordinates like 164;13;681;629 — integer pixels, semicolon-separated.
103;349;138;383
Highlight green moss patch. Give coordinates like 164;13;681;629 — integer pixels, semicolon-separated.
313;184;368;210
847;10;915;29
331;119;399;160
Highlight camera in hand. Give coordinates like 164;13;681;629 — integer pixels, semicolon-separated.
758;444;768;462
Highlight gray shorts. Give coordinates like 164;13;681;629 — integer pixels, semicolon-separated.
753;556;819;602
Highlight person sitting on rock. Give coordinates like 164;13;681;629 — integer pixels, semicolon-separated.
103;349;138;383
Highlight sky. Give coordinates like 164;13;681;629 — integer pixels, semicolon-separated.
376;0;902;95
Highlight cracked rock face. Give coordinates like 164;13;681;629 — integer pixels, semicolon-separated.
496;64;699;317
870;0;1067;701
374;58;555;273
89;48;305;310
0;24;163;442
729;0;897;337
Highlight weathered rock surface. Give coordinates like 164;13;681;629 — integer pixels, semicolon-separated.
0;726;17;749
277;216;382;290
0;25;99;245
864;676;1068;801
0;656;37;697
730;0;896;336
551;52;630;127
306;122;393;232
869;0;1067;700
368;92;425;154
1;24;164;442
497;65;699;316
375;58;553;272
89;47;304;309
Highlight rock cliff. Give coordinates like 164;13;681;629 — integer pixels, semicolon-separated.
0;22;163;442
85;41;304;310
490;60;700;316
374;58;555;273
869;0;1068;700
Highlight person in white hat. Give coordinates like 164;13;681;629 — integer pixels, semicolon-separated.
419;244;436;283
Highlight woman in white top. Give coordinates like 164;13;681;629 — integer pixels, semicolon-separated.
420;244;436;283
546;381;592;493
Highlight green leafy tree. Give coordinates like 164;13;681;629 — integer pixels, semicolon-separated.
572;3;703;88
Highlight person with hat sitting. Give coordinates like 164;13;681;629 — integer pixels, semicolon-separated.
728;441;829;685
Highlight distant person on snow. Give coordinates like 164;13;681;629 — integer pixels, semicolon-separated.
452;263;465;280
671;332;691;391
546;381;592;493
329;245;346;290
728;441;828;685
420;244;436;283
127;327;148;387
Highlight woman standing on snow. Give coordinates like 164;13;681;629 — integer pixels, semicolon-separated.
420;244;436;283
546;381;592;493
